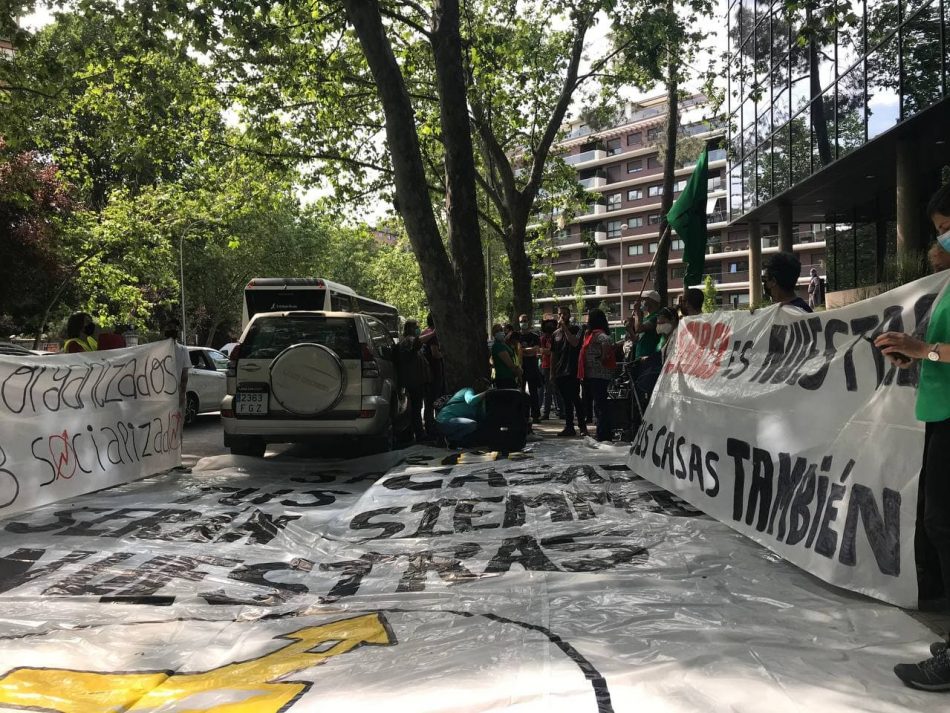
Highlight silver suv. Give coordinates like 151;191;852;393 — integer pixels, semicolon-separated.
221;311;407;457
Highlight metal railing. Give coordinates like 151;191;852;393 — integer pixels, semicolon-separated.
706;210;727;224
566;149;602;165
552;284;606;296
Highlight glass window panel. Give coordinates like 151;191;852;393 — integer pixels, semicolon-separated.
770;8;788;68
729;164;744;220
811;89;835;168
836;62;867;158
755;13;771;81
772;67;790;129
866;0;899;53
741;0;754;43
742;155;757;211
756;136;772;202
791;73;811;118
901;2;943;117
771;126;790;195
837;2;864;76
757;99;772;149
866;38;900;139
790;110;812;184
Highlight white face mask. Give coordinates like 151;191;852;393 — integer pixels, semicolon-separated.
656;323;674;336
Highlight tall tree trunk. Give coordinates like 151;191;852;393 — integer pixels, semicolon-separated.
656;54;679;305
505;219;534;321
431;0;489;374
344;0;487;390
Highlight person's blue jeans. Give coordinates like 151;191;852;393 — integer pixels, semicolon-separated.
584;377;611;441
436;417;479;443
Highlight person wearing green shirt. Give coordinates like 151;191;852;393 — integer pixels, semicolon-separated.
877;183;950;691
491;322;521;389
633;290;662;359
435;377;492;446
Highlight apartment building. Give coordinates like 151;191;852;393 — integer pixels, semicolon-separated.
533;93;827;323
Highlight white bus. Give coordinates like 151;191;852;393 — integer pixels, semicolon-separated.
242;278;400;335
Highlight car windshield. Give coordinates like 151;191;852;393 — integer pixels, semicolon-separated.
206;350;229;370
241;315;360;360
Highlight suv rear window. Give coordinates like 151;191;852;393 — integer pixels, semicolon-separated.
242;315;360;360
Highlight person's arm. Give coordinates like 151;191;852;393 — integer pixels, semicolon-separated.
464;389;487;406
875;332;950;367
419;330;437;344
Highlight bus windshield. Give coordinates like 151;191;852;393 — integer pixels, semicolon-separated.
244;288;326;321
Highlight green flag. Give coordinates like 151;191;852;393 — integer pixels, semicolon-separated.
666;148;709;288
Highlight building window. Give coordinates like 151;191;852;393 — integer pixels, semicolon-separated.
627;188;642;201
728;261;747;273
648;214;661;225
673;179;688;193
553;229;569;241
628;273;643;283
671;239;685;251
627;132;642;146
627;216;644;228
647;126;661;141
671;267;685;278
648;185;663;197
628;244;644;256
649;241;659;253
605;138;621;156
607;220;623;238
626;159;643;173
647;157;662;169
606;193;622;211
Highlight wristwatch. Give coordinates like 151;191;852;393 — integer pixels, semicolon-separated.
927;343;942;362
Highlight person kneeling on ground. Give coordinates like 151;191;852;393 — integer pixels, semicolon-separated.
435;377;493;447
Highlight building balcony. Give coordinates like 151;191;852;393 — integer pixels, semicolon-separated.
579;175;607;189
706;210;727;224
552;283;607;296
566;149;606;165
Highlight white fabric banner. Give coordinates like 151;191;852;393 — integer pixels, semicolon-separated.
0;443;944;712
628;272;950;608
0;341;182;517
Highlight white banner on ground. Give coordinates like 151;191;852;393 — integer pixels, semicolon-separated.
0;443;943;712
628;272;950;608
0;341;182;517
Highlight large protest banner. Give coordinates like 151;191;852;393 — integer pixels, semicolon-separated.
628;271;950;608
0;444;943;712
0;341;182;517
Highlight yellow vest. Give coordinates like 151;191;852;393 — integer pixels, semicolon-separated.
63;336;96;352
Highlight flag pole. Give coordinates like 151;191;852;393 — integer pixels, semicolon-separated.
634;222;673;307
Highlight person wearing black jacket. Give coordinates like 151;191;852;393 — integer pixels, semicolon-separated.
550;305;587;437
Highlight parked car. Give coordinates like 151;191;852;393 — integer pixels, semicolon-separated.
219;342;239;357
0;342;52;356
185;347;228;425
221;311;408;457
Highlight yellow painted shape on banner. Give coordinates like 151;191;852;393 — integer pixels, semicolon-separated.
0;612;394;713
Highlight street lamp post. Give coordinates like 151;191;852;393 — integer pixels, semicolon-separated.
179;228;187;345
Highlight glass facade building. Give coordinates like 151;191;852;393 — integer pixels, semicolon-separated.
727;0;950;295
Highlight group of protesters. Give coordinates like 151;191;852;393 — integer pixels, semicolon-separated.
62;312;131;352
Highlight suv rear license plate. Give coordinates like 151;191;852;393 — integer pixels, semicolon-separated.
236;391;268;415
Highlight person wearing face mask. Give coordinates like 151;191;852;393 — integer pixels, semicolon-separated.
516;314;543;423
762;251;812;312
539;318;564;420
879;183;950;692
63;312;97;353
491;322;521;390
655;307;679;359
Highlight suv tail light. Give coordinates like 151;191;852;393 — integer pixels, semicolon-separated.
361;343;379;378
226;343;241;377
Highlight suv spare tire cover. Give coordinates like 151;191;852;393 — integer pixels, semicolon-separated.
269;343;347;415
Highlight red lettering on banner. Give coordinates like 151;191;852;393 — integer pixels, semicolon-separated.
665;322;733;379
